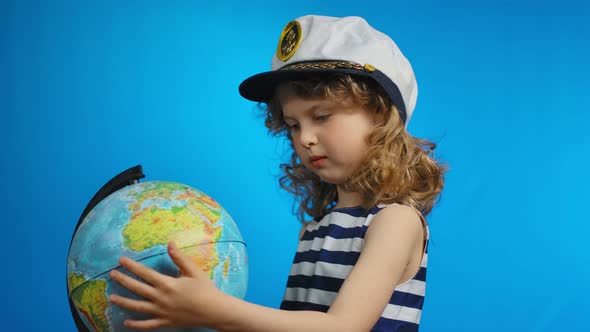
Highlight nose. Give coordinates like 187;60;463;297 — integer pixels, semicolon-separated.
297;125;318;148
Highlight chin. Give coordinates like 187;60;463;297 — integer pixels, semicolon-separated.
306;166;350;185
316;174;348;185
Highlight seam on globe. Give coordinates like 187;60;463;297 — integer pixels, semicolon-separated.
68;240;247;296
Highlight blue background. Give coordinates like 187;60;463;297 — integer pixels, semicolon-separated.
1;0;588;331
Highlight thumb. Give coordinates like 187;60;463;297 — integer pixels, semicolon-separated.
168;241;202;278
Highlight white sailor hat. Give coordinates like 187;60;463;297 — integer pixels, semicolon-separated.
239;15;418;124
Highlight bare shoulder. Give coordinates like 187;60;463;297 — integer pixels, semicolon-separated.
365;204;424;242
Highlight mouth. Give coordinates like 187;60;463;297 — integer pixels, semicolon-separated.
309;156;327;167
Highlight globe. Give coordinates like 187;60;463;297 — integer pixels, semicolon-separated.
67;181;248;332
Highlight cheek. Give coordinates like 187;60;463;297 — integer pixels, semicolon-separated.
330;127;370;150
292;142;308;164
330;129;372;162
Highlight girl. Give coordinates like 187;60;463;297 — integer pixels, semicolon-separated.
109;15;446;331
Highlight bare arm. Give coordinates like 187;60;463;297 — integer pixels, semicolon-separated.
212;204;424;332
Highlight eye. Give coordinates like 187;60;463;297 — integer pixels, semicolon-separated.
286;122;300;131
314;114;331;122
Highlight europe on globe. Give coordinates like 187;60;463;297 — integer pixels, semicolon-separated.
67;181;248;332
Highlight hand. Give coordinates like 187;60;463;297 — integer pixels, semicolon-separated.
109;241;224;330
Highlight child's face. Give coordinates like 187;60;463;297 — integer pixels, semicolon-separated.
279;88;379;185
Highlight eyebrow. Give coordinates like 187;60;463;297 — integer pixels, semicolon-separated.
283;104;326;121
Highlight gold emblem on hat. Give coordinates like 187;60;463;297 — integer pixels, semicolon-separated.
364;64;376;72
276;20;302;62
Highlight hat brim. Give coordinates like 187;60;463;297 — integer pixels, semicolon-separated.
238;67;407;123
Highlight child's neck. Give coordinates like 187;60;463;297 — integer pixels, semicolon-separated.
333;186;363;209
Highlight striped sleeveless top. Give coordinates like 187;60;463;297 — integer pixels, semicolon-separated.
280;204;429;331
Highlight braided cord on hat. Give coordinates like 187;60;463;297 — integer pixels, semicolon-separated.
281;61;375;72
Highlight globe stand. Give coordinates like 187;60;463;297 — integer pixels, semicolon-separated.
66;165;146;332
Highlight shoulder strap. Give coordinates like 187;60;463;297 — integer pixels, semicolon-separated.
66;165;145;331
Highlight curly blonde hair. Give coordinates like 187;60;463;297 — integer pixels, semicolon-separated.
261;74;446;222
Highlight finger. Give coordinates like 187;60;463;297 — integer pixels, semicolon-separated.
123;317;170;330
109;294;158;315
119;256;168;286
109;269;158;300
168;241;202;278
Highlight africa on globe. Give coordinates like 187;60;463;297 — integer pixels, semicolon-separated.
67;181;248;332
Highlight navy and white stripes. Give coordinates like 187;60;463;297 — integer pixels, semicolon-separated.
280;204;428;331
